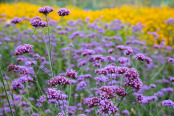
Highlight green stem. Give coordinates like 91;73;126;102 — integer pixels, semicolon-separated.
42;28;52;75
67;83;72;115
26;28;36;43
25;55;50;77
0;70;14;116
46;15;54;77
51;16;63;33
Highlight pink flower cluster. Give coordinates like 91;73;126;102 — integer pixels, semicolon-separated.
8;65;29;74
30;17;47;28
11;17;22;24
38;6;54;15
15;44;33;55
49;76;70;87
100;100;118;114
124;68;142;92
136;94;158;104
37;95;46;103
66;69;77;79
57;8;70;16
135;53;152;64
46;88;67;100
85;97;101;108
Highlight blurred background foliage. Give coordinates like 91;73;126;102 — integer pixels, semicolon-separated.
0;0;174;10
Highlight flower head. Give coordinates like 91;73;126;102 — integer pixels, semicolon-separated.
57;8;70;16
30;16;41;28
39;6;54;15
15;44;33;55
49;76;70;87
11;17;22;24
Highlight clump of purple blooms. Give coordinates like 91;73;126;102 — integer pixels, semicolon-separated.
38;6;54;15
0;5;174;116
57;8;70;16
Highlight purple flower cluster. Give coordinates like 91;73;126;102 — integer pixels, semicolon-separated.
66;69;77;79
38;6;54;15
57;8;70;16
15;44;33;55
117;57;129;64
11;17;22;24
11;79;24;90
124;68;142;92
30;17;47;28
37;95;46;103
46;88;67;100
49;76;70;87
161;100;174;109
135;53;152;64
100;100;118;114
136;94;158;104
8;65;29;74
124;48;133;55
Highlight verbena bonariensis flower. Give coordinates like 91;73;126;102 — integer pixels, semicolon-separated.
31;113;40;116
122;110;130;115
124;68;142;92
11;17;22;24
33;53;40;60
15;44;33;55
76;81;87;91
49;76;70;87
99;86;115;99
124;48;133;55
40;21;48;27
57;8;70;16
37;95;46;103
114;87;127;96
46;88;67;100
145;57;152;64
66;69;77;79
150;84;156;88
167;57;174;64
136;94;158;104
8;65;29;74
100;100;118;114
38;6;54;15
117;57;129;64
11;79;24;90
81;49;95;56
30;16;41;28
77;114;87;116
161;100;174;109
20;101;30;107
84;97;101;108
18;75;33;83
135;53;146;61
117;67;128;74
116;45;125;50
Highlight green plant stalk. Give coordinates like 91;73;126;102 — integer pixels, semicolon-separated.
46;15;54;77
42;28;52;75
0;70;14;116
67;83;72;115
51;16;63;32
26;28;36;43
25;54;50;77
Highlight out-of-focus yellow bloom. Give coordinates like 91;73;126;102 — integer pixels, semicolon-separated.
0;2;174;46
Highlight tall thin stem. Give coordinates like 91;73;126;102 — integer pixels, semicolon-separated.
26;28;36;43
67;83;72;115
25;55;50;77
46;15;54;77
50;16;63;33
0;70;14;116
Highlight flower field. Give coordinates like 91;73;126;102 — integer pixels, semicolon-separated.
0;2;174;116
